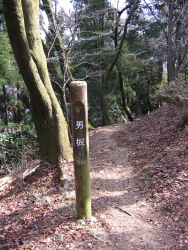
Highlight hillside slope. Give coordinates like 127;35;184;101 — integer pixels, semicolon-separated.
113;101;188;248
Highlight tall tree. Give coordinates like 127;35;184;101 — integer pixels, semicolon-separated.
100;0;139;124
3;0;72;172
71;0;115;125
71;0;139;124
144;0;188;83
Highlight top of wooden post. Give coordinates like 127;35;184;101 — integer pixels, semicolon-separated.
70;81;87;86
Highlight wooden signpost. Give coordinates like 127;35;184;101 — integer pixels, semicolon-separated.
70;81;91;219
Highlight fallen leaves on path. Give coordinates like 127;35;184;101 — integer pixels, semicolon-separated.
113;101;188;248
0;101;188;249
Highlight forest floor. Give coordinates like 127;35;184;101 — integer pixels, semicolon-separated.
0;101;188;250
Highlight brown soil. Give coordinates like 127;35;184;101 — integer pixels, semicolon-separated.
0;101;188;249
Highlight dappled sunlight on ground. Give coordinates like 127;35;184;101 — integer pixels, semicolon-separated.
0;102;188;249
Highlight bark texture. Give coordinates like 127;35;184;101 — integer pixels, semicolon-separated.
3;0;72;165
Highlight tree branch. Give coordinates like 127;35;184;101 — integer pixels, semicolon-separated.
108;0;140;76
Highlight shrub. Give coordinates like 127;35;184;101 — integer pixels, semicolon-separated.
153;81;188;103
0;125;39;175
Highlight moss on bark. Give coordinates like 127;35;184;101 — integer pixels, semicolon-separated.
3;0;73;168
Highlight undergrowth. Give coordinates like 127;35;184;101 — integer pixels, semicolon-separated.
0;123;39;175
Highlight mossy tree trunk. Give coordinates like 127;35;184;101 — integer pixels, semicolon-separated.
42;42;72;143
3;0;72;168
41;0;73;141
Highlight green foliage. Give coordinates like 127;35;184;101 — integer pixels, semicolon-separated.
109;101;126;123
118;41;160;115
145;20;166;38
71;0;164;121
0;123;38;175
71;0;116;78
0;32;21;85
153;81;188;103
88;102;103;127
3;0;188;132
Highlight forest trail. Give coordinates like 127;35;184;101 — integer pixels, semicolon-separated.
0;101;187;249
89;123;177;250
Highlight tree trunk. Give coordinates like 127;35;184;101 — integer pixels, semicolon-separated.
118;68;134;122
100;0;139;125
43;42;72;142
157;60;163;83
41;0;73;141
2;85;9;126
147;79;153;113
3;0;72;168
167;0;175;83
101;72;112;126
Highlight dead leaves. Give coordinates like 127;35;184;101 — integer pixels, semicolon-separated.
1;101;188;249
114;101;188;248
0;162;108;250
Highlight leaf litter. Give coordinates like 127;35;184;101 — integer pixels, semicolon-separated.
0;101;188;249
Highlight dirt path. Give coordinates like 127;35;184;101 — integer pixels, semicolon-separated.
89;123;178;250
1;104;187;249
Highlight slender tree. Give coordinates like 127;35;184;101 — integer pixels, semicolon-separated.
101;0;139;124
144;0;188;83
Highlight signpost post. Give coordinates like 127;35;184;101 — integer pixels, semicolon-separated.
70;81;91;219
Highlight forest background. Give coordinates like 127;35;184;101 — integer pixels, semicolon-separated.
0;0;188;175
